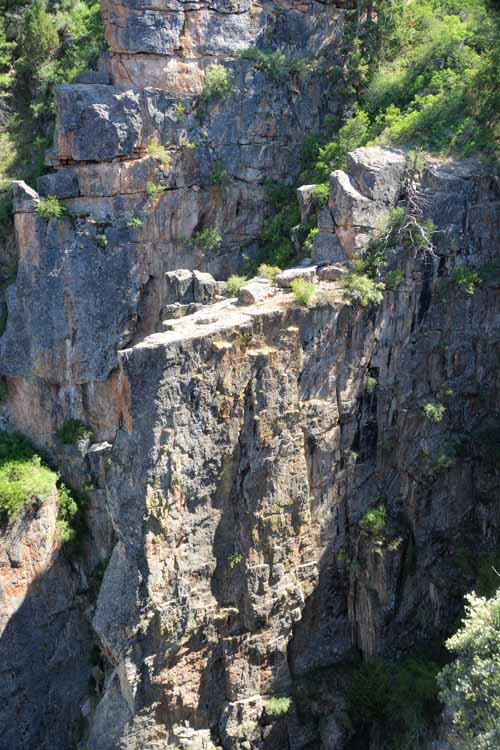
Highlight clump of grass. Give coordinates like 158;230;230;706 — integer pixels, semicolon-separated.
193;227;222;252
265;696;291;717
291;278;316;306
146;181;166;196
201;64;232;101
422;402;446;423
35;195;64;219
226;275;248;295
58;419;92;445
258;264;281;281
146;138;171;169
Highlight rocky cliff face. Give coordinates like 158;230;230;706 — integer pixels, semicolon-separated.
0;2;499;750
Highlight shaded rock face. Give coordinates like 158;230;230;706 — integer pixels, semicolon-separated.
0;489;94;750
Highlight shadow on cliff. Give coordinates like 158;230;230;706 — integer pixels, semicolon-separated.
0;506;94;750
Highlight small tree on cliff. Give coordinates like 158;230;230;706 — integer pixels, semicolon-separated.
438;589;500;749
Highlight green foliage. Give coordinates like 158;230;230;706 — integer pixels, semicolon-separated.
193;227;222;252
452;267;481;295
343;272;385;306
291;278;316;306
315;110;370;179
0;376;8;401
238;47;311;81
265;696;291;717
146;181;166;196
303;227;318;257
96;233;107;248
56;483;79;544
201;64;232;101
439;590;500;749
258;181;301;268
125;213;142;229
359;504;387;540
311;183;329;208
175;102;185;121
366;375;378;394
226;275;248;295
228;551;243;568
0;431;56;524
385;269;404;290
58;419;91;445
422;402;446;423
146;139;171;169
257;264;281;281
209;160;230;190
1;0;105;191
35;195;64;219
348;656;441;744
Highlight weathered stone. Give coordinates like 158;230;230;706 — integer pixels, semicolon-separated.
317;263;350;282
237;278;272;305
275;266;317;288
52;85;143;162
297;184;321;224
347;146;406;203
11;180;38;213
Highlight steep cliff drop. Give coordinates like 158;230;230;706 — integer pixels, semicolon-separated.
0;2;499;750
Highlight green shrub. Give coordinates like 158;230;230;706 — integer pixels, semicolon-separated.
125;213;142;229
312;183;330;208
58;419;92;445
193;227;222;252
343;272;385;306
146;181;166;196
359;504;387;540
291;278;316;306
228;551;243;568
96;233;108;248
366;375;378;394
348;657;440;737
439;590;500;749
303;227;319;256
226;275;248;296
0;431;57;524
385;269;404;290
209;160;230;190
422;402;446;423
56;483;79;544
201;64;232;100
175;102;185;121
265;696;291;717
452;268;481;296
35;195;64;219
257;264;281;281
146;139;171;169
315;110;370;179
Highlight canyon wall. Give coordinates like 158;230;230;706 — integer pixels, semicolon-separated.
0;2;499;750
